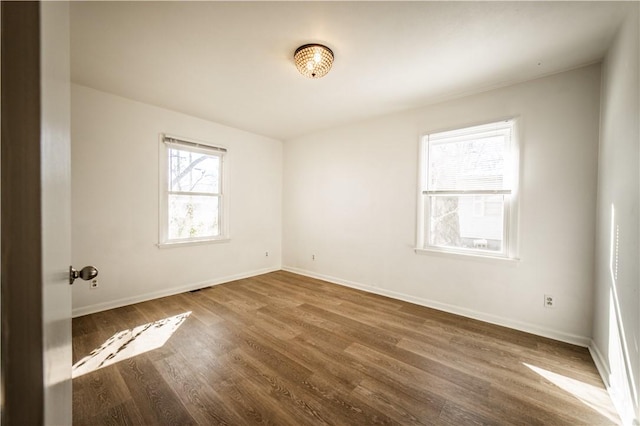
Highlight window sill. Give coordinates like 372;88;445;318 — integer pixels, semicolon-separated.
158;238;230;249
414;247;520;264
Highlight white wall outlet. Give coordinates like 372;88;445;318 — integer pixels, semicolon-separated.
544;294;554;308
90;279;99;289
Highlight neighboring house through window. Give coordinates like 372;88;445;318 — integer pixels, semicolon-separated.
159;134;228;246
417;119;519;258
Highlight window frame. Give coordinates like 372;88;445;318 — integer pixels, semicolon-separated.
416;118;520;260
158;134;229;247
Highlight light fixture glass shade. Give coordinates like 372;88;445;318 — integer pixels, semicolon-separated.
294;44;334;79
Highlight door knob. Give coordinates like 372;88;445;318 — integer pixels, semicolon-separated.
69;265;98;285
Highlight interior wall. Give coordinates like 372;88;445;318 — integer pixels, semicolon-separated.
71;84;282;316
591;8;640;425
283;65;601;345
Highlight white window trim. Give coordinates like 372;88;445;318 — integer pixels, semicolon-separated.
158;133;230;248
415;118;520;260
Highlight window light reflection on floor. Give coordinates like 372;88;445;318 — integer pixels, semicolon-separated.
523;363;620;424
72;311;191;379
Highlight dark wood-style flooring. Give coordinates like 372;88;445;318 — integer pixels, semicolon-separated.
72;271;619;425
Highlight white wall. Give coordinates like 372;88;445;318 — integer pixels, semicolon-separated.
591;8;640;425
71;84;282;316
283;65;601;345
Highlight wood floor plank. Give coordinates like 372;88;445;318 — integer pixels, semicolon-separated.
244;314;369;396
338;298;428;327
84;399;146;426
72;364;133;422
116;356;197;425
154;353;238;425
437;400;497;426
226;326;399;424
73;271;619;425
226;348;334;425
255;304;354;350
345;342;490;403
352;377;442;425
71;313;99;337
298;303;402;349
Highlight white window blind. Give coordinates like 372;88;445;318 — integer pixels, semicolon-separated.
424;121;512;194
164;136;227;154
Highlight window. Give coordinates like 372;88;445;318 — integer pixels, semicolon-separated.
159;135;228;245
417;119;518;258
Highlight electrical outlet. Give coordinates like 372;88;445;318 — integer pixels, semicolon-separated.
265;251;269;257
312;254;315;261
544;294;554;308
90;279;99;289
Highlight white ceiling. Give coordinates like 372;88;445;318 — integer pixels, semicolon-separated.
70;1;631;140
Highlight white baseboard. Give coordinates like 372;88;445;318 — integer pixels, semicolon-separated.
71;267;280;318
589;341;612;389
590;340;639;425
282;265;591;347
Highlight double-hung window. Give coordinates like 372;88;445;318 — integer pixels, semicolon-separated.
159;135;228;246
418;119;518;258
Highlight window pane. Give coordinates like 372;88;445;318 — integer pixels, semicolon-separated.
168;194;219;240
169;148;220;193
427;195;504;252
428;135;505;191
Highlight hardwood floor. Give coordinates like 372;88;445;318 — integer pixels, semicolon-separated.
72;271;618;425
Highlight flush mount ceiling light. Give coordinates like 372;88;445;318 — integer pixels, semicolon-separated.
294;44;334;79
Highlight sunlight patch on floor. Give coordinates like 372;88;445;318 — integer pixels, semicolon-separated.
523;362;620;424
72;311;191;378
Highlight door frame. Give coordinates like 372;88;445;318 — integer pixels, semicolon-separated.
1;2;45;424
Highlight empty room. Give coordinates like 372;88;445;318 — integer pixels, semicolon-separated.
1;1;638;425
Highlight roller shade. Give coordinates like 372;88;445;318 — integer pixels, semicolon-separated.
163;134;227;154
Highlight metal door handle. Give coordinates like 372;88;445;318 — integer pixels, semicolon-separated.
69;265;98;285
